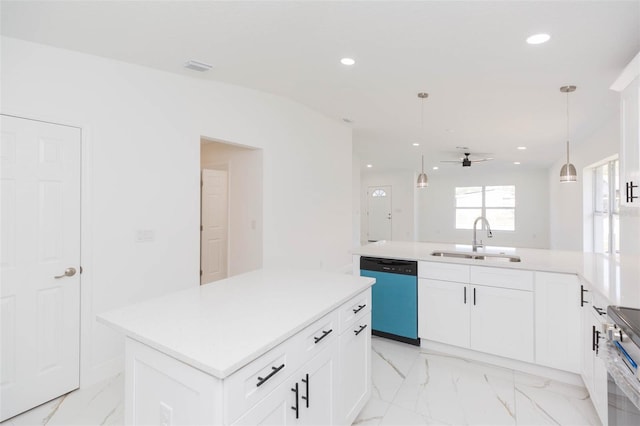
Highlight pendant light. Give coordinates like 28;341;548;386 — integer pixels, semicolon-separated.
559;85;577;183
416;92;429;188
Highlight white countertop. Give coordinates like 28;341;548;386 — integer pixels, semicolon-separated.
97;269;375;379
352;241;640;308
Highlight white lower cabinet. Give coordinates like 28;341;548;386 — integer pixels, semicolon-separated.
338;312;371;424
534;272;582;373
233;345;337;425
581;291;609;424
124;289;372;426
470;285;533;362
419;272;534;363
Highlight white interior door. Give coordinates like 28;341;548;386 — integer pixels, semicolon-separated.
367;185;392;241
0;115;81;421
200;169;228;284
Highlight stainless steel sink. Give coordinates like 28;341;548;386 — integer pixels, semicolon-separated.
431;251;521;263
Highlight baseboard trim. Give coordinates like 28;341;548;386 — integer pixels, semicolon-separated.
420;339;584;387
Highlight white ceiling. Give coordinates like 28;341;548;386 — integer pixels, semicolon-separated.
2;1;639;173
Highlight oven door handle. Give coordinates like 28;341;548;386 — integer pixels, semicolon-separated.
615;341;638;369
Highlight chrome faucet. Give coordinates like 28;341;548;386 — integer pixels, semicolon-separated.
472;216;493;252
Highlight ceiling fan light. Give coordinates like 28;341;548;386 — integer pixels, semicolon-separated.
560;163;577;182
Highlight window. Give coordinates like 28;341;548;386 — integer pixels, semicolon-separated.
371;189;387;197
455;186;515;230
593;159;619;254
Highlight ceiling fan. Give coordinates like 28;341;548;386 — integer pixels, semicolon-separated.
441;152;494;167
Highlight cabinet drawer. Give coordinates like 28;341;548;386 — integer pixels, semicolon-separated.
339;289;371;333
224;336;296;424
418;261;469;282
296;310;339;361
470;266;533;291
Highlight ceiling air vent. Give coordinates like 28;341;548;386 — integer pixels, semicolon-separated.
184;60;213;72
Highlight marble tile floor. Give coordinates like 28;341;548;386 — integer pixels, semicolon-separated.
2;336;601;425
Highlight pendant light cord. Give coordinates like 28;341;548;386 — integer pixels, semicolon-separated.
566;90;570;163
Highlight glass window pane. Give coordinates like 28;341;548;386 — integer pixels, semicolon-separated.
456;208;482;229
613;160;620;213
485;186;515;207
485;208;514;231
456;187;482;207
613;213;620;254
594;164;609;213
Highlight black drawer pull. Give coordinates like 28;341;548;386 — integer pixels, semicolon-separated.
313;329;333;344
291;382;299;419
593;306;606;316
354;324;368;336
353;304;366;314
256;363;285;387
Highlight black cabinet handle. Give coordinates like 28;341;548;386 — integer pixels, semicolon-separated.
314;329;333;344
353;304;366;314
473;288;476;306
593;306;606;316
354;324;368;336
301;373;309;408
592;325;603;354
627;181;638;203
463;286;467;304
580;285;589;307
291;382;299;419
256;363;285;387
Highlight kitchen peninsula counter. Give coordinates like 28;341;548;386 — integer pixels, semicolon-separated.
352;241;640;308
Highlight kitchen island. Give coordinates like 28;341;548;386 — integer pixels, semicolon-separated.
98;269;374;425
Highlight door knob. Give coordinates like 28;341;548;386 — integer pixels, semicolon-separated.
54;267;77;279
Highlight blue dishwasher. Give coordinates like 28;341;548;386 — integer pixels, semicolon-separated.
360;257;419;345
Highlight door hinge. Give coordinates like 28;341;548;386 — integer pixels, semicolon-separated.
200;225;203;231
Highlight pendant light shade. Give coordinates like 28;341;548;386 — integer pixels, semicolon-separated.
559;85;577;183
416;92;429;188
417;155;428;188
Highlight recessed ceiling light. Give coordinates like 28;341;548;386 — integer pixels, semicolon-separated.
340;57;355;66
412;143;420;147
184;60;213;72
526;33;551;45
514;161;521;165
366;164;373;168
432;166;439;170
517;146;527;150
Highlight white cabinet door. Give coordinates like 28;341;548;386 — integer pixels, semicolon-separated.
620;75;640;207
470;286;534;362
296;345;336;425
582;306;608;424
232;379;293;426
418;278;469;348
534;272;582;373
338;313;371;425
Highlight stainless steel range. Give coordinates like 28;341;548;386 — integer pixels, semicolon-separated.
606;306;640;425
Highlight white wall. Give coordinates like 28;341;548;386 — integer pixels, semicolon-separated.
2;37;353;385
416;168;550;248
360;170;416;244
201;141;263;276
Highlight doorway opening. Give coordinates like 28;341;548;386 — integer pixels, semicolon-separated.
200;138;263;284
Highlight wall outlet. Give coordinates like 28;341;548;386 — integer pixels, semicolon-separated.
159;402;172;426
135;229;155;243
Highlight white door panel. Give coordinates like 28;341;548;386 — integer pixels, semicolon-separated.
367;186;391;241
0;115;81;422
201;169;228;284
